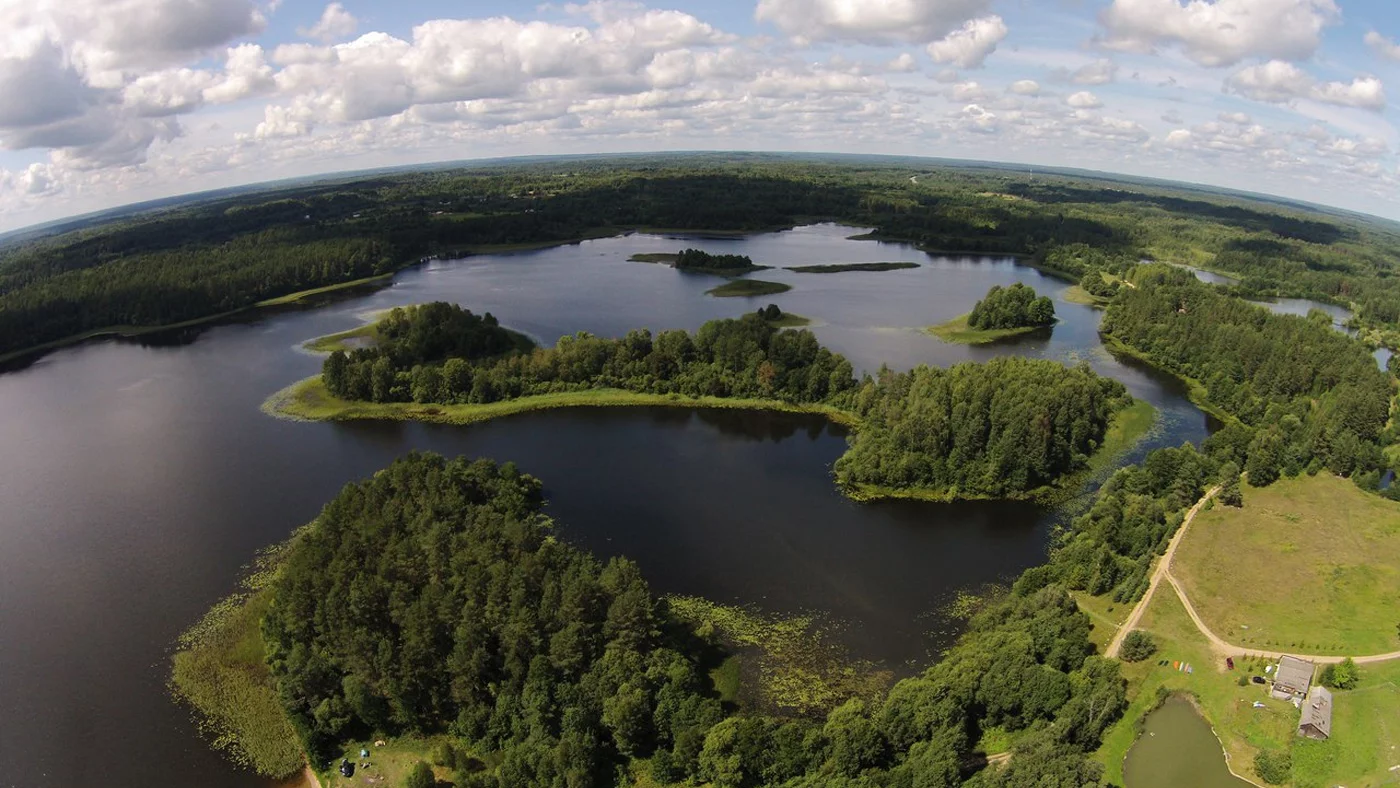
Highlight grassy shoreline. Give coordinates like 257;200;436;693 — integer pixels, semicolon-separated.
1099;332;1240;426
925;313;1053;344
264;377;862;428
786;262;920;274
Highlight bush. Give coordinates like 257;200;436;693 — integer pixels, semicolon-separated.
1253;748;1292;785
405;760;435;788
1120;631;1158;663
1320;657;1359;690
432;741;458;769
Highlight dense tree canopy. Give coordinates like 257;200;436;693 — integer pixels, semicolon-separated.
1103;267;1392;483
966;284;1055;330
836;358;1128;498
259;451;1129;787
673;249;755;271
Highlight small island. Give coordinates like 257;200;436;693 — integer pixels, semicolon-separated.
927;283;1056;344
757;303;811;327
629;248;770;275
706;279;792;298
786;262;920;274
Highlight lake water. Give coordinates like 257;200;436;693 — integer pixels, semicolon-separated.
1123;696;1253;788
0;224;1213;787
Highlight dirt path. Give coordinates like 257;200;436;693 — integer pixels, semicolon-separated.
1107;483;1400;665
1105;485;1220;658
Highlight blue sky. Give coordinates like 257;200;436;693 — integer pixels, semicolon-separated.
1;0;1397;229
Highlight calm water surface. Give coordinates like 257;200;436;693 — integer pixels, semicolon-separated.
1123;696;1253;788
0;224;1213;787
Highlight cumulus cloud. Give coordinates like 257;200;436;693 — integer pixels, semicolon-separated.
1366;31;1400;62
754;0;992;44
1066;91;1102;108
926;16;1007;69
1009;79;1041;96
885;53;918;73
1225;61;1386;111
1218;111;1251;125
1098;0;1339;67
300;3;358;43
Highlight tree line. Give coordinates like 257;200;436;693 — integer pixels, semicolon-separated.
7;154;1400;361
674;249;755;271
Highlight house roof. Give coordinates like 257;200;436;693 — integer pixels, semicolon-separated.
1274;656;1314;694
1299;686;1333;737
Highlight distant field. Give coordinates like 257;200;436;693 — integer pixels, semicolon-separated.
1174;473;1400;655
705;279;791;297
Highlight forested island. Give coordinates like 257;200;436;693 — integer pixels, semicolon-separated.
928;284;1056;344
6;153;1400;364
273;302;1146;503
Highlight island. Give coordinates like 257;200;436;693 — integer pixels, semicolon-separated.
269;302;1152;504
629;248;770;276
757;303;811;327
786;262;921;274
705;279;792;298
927;283;1056;344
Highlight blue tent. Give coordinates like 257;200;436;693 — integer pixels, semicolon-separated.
360;748;370;758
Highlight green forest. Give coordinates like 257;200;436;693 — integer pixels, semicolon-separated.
316;303;1136;500
1103;266;1393;487
966;284;1055;330
243;451;1131;787
673;248;760;273
835;358;1127;498
6;154;1400;362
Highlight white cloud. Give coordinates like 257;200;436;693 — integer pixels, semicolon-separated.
1165;128;1192;147
300;3;358;44
1009;79;1041;96
754;0;992;44
1218;111;1251;125
926;15;1007;69
885;53;918;73
1072;59;1118;85
1098;0;1339;67
1365;31;1400;62
950;81;987;102
1226;61;1386;111
1066;90;1102;108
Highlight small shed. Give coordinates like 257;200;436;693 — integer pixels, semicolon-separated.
1298;686;1333;740
1271;656;1314;701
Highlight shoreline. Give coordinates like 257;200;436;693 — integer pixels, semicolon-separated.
1097;332;1240;426
264;375;1155;505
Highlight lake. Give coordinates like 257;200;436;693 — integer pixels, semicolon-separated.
0;224;1213;787
1123;696;1253;788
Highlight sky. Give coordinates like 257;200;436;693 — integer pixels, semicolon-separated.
1;0;1399;231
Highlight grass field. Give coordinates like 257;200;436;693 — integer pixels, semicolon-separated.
705;279;792;297
1174;473;1400;656
785;262;920;273
254;274;395;307
924;313;1051;344
300;316;387;353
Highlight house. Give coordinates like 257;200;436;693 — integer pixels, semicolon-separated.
1298;686;1333;740
1271;656;1314;701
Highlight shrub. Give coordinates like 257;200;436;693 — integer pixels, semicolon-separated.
1253;749;1292;785
1320;658;1359;690
432;741;458;769
1120;631;1158;662
405;760;435;788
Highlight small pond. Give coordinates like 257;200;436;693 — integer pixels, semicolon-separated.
1123;696;1254;788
